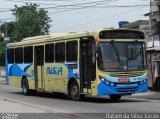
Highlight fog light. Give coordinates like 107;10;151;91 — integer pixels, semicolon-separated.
111;83;114;86
106;81;109;85
141;80;143;84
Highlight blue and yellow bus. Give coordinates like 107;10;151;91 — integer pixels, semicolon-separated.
6;28;148;101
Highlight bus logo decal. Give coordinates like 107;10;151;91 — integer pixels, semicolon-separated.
46;66;62;76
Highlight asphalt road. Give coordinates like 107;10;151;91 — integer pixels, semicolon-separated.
0;84;160;119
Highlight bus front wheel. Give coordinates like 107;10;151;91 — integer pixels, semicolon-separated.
70;81;80;101
21;78;30;95
109;95;121;101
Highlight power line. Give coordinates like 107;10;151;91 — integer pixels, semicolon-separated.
0;18;14;21
9;0;118;9
42;0;117;9
0;10;12;12
56;6;148;32
48;4;149;15
48;4;149;16
47;0;119;14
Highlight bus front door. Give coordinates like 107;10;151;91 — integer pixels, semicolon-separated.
80;37;96;94
34;46;44;90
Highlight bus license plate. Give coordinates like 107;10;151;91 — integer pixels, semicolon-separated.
117;84;137;87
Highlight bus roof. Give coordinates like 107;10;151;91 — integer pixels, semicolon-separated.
7;28;144;48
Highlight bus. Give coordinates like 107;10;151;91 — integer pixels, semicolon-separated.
6;28;148;101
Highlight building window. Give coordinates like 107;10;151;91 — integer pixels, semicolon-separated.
24;46;33;63
15;47;23;63
45;43;54;63
7;48;14;64
55;42;65;62
66;41;78;62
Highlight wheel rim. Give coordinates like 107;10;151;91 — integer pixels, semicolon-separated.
72;85;79;97
22;81;27;93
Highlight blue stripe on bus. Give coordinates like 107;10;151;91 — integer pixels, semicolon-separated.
8;64;33;77
64;63;80;79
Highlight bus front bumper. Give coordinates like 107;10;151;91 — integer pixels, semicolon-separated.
97;80;148;95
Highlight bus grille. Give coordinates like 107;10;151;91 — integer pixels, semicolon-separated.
117;87;138;93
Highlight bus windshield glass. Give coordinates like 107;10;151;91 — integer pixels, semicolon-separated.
99;30;144;39
98;42;147;71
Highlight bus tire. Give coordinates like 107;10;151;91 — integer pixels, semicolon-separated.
21;78;30;95
70;81;80;101
109;95;121;101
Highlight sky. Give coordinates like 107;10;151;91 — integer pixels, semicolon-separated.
0;0;150;33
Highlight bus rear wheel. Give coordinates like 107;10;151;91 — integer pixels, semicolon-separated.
21;78;30;95
109;95;121;101
70;81;80;101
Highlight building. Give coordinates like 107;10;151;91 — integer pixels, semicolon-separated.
122;20;150;43
145;0;160;91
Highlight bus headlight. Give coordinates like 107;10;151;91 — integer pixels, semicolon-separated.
140;80;146;84
99;75;105;82
98;75;115;86
101;78;105;82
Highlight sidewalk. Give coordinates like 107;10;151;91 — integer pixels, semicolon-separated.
128;90;160;100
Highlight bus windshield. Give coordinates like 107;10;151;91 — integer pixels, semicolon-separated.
98;42;147;71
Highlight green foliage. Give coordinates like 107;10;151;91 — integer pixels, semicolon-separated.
0;3;52;65
0;42;6;55
12;3;52;41
0;41;7;66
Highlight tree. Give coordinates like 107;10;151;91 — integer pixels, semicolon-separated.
0;41;8;66
0;22;14;66
12;3;52;41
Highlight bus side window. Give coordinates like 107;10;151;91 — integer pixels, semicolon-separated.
55;42;65;62
45;43;54;63
7;48;15;64
24;46;33;63
66;41;77;62
15;47;23;64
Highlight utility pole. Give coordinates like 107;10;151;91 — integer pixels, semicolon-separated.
5;22;7;37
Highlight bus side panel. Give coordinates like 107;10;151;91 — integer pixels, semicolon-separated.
44;62;79;93
26;65;35;90
8;64;35;89
44;63;68;93
9;76;21;87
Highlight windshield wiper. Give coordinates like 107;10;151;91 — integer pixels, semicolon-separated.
127;48;142;61
111;40;120;63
